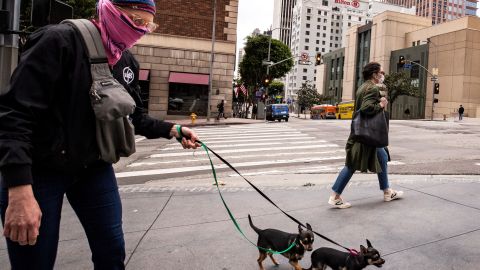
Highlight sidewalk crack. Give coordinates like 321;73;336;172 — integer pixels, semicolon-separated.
125;192;174;267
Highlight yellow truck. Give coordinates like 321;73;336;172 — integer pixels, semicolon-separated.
335;101;355;119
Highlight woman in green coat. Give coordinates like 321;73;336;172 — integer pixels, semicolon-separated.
328;62;403;209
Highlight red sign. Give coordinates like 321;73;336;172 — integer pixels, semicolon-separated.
334;0;360;8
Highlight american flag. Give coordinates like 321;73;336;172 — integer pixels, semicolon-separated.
239;84;247;96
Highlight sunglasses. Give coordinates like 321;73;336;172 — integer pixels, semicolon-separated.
115;6;158;33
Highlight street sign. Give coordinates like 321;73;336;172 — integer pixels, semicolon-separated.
403;63;412;69
298;60;312;65
431;76;438;81
262;60;274;66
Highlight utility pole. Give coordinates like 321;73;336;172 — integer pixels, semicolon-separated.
0;0;21;93
206;0;217;122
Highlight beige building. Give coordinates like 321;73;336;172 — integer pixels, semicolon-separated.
130;0;238;119
322;11;480;119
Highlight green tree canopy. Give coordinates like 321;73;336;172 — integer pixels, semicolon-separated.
297;81;326;109
268;80;284;97
239;35;293;89
383;71;422;107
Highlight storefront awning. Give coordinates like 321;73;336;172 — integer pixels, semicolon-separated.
168;72;209;85
139;69;150;81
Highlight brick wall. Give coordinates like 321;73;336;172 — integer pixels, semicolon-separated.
155;0;237;42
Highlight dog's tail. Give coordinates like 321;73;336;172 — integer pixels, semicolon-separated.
248;214;262;234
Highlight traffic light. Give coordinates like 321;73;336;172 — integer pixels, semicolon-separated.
263;76;272;86
433;98;439;103
315;53;322;66
434;82;439;94
31;0;73;27
398;55;405;67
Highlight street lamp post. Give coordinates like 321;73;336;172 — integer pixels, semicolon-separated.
206;0;217;122
427;38;438;121
263;27;289;121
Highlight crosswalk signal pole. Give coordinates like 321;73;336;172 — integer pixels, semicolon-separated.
0;0;21;93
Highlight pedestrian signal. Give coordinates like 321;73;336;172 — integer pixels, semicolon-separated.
315;53;322;66
434;83;439;94
433;98;439;103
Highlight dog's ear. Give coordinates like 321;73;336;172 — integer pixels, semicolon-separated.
306;223;312;231
298;224;303;233
366;239;372;248
360;245;368;253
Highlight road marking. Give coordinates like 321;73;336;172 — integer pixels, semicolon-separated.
160;140;325;151
165;136;316;146
127;150;344;167
198;133;309;141
475;163;480;166
149;144;340;158
116;156;345;178
388;161;405;165
194;128;299;135
135;136;146;143
198;132;304;140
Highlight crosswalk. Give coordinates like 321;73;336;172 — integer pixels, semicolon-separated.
117;124;347;181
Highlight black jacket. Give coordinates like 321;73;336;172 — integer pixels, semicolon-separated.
0;24;174;188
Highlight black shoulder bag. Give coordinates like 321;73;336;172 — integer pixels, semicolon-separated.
351;110;389;148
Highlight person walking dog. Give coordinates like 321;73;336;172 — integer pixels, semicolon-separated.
328;62;403;209
0;1;200;269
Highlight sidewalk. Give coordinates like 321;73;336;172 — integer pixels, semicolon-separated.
1;174;478;269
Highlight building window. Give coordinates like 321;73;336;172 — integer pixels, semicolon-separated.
359;17;362;21
317;32;320;37
330;36;333;40
317;18;321;22
304;46;309;50
348;15;351;19
303;76;307;80
348;22;351;27
336;22;339;26
322;0;328;6
307;8;311;14
303;68;308;73
337;15;340;19
324;19;327;23
316;40;319;44
305;38;310;42
336;30;339;34
316;47;319;51
324;11;327;15
335;36;338;41
330;43;332;47
323;26;326;30
307;16;311;21
322;48;325;52
306;23;310;28
314;77;316;81
323;33;326;37
317;25;320;29
322;40;326;45
306;31;310;35
318;10;321;15
330;29;333;33
335;44;338;48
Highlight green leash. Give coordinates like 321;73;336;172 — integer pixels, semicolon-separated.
200;142;296;255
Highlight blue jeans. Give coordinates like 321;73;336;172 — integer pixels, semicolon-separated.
332;148;390;194
0;164;125;270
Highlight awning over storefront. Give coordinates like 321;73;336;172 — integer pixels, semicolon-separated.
139;69;150;81
168;72;209;85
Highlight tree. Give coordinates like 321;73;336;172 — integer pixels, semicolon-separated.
296;81;327;118
268;80;284;98
239;35;293;90
20;0;96;32
383;71;422;117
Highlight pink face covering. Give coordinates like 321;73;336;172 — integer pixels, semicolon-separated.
97;0;149;65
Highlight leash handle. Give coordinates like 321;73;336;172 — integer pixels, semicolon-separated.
197;140;357;255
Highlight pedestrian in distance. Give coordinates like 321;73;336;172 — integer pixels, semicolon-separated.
0;0;200;269
458;105;464;121
217;99;227;120
328;62;403;209
252;104;258;120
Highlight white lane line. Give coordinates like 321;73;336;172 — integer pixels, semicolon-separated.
388;161;405;165
475;163;480;166
149;144;340;158
194;128;299;135
227;164;345;177
196;131;302;137
160;140;325;151
198;132;304;140
127;150;345;167
165;136;316;146
116;156;345;178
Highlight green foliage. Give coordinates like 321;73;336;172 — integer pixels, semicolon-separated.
383;71;422;106
296;81;326;109
268;80;284;97
239;35;293;89
20;0;96;32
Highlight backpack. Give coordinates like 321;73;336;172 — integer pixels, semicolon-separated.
61;19;136;163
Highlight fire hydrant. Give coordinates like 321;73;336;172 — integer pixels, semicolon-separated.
190;113;197;125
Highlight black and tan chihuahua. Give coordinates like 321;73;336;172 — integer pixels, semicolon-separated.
304;239;385;270
248;214;314;270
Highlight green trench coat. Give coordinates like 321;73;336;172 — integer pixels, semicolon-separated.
345;80;389;173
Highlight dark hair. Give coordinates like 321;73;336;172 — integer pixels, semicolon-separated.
362;62;381;80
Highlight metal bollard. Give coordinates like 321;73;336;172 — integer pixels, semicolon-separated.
190;113;197;125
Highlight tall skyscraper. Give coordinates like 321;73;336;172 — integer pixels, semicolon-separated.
380;0;478;24
273;0;298;47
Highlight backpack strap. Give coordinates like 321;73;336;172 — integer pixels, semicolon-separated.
61;19;108;64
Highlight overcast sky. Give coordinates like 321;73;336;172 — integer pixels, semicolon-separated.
236;0;274;51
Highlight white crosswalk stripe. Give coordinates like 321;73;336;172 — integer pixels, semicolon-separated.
119;124;346;179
